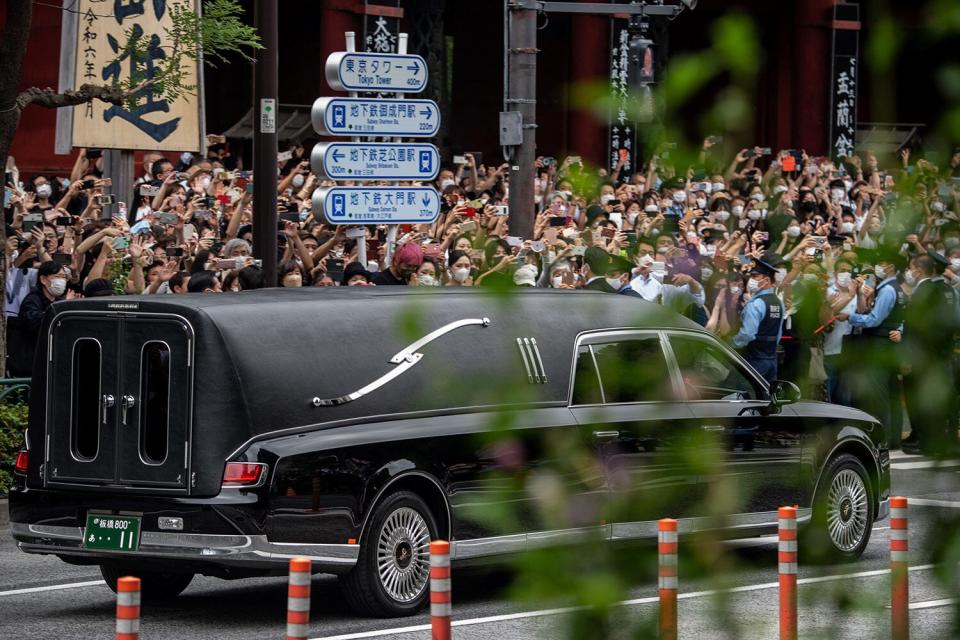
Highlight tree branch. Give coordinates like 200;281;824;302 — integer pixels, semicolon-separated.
14;81;156;111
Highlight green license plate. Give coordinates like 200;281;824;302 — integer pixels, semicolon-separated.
84;514;141;552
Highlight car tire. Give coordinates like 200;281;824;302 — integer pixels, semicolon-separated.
804;453;874;563
100;563;194;599
340;490;438;617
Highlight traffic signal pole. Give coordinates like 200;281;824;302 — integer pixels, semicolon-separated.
253;0;279;287
505;1;538;240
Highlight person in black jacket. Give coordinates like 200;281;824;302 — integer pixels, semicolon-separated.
9;261;67;376
896;254;958;455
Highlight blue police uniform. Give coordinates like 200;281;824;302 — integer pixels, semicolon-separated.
732;287;784;387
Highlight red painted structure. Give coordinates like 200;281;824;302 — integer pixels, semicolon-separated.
5;1;939;176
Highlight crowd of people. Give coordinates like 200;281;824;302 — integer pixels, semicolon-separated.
4;138;960;453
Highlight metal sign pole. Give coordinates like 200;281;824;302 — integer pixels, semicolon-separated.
384;32;409;267
344;31;369;269
505;1;537;240
253;0;279;286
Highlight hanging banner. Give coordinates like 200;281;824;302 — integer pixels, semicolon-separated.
71;0;201;151
363;0;400;54
607;18;636;177
828;2;860;160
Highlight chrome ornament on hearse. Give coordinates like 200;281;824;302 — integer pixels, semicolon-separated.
10;288;890;616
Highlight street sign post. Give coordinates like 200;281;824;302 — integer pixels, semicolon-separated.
311;97;440;137
313;187;440;224
325;52;428;93
311;142;439;180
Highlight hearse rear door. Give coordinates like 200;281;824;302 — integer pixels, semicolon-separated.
116;317;193;489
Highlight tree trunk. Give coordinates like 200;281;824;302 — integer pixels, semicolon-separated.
0;0;34;376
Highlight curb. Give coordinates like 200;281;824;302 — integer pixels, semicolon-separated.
0;498;8;527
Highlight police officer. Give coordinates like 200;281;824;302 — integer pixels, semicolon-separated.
897;254;958;454
732;259;784;387
842;247;907;447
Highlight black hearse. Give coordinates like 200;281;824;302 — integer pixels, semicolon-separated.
10;288;889;616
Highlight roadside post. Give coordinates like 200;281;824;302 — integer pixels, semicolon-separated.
430;540;452;640
658;518;678;640
312;36;442;270
778;506;798;640
115;576;141;640
287;557;312;640
890;496;909;640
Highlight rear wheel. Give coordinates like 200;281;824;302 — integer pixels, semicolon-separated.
805;453;874;563
100;563;194;599
340;490;437;617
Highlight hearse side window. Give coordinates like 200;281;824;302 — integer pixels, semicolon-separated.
668;334;763;401
139;342;171;464
572;337;674;405
70;339;101;460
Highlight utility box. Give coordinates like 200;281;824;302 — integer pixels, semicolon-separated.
499;111;523;146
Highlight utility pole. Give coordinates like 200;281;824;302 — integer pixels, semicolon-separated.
505;0;537;240
253;0;279;287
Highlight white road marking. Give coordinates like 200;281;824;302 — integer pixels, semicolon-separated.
908;498;960;509
891;460;960;470
908;598;957;610
309;564;937;640
0;580;105;597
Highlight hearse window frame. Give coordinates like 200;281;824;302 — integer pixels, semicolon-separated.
568;329;685;407
661;329;771;403
69;337;102;462
138;340;172;466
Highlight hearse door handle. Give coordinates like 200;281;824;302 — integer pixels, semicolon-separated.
101;394;115;425
592;430;621;443
701;425;725;432
121;394;136;425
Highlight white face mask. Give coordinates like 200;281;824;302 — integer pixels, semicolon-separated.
950;258;960;271
418;274;438;287
452;267;471;283
600;194;616;205
715;211;730;222
47;278;67;297
627;212;639;226
644;204;659;213
440;179;455;190
747;277;761;293
932;201;945;212
712;182;725;192
787;226;801;238
836;272;852;288
201;176;211;190
695;197;707;209
945;237;960;249
750;193;764;202
732;205;744;215
36;184;52;198
841;221;855;234
551;275;563;289
776;268;787;284
673;191;687;203
606;277;624;290
292;174;305;188
903;270;917;286
875;266;888;279
729;286;742;297
773;185;788;194
747;210;762;221
831;188;845;202
701;267;714;280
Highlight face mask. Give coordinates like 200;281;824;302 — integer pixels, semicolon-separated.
836;272;852;288
608;212;623;229
841;221;855;234
452;267;471;283
10;250;18;263
637;255;655;269
801;273;819;283
931;201;945;213
729;286;742;297
673;191;686;203
606;277;624;290
831;189;845;201
627;212;639;226
47;278;67;297
36;184;52;198
732;205;744;216
551;275;563;289
651;271;666;283
712;182;725;192
650;227;661;236
748;210;762;221
559;190;572;199
774;185;788;194
292;174;305;188
199;177;211;190
601;194;616;205
746;278;761;293
950;258;960;271
903;270;917;286
750;193;764;202
716;211;730;222
875;266;888;279
703;244;717;257
644;204;659;213
418;274;437;287
701;267;714;280
787;226;801;238
696;197;707;209
945;237;960;249
440;179;455;190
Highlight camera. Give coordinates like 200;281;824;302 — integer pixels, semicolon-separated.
97;194;116;206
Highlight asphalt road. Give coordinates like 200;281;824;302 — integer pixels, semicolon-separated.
2;451;959;640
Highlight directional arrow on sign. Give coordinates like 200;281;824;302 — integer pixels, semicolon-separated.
312;142;440;181
419;107;432;118
332;150;344;162
421;194;431;207
407;62;421;75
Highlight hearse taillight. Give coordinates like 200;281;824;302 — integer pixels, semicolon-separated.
14;450;29;475
222;462;267;487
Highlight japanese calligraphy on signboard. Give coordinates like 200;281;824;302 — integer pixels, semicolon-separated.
71;0;201;152
607;21;636;177
364;1;399;54
828;3;859;160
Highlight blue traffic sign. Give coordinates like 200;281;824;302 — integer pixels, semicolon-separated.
325;52;428;93
311;143;439;181
313;187;441;225
311;97;440;137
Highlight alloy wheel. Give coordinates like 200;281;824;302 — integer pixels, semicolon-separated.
826;468;869;553
376;506;431;603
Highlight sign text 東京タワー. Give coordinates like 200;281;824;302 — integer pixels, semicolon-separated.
325;52;428;93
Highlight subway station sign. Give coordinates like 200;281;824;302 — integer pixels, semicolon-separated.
311;97;440;137
311;142;439;181
313;187;441;225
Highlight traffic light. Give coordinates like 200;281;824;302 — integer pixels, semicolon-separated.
627;35;655;91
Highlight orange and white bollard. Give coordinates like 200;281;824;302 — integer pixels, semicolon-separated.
430;540;452;640
115;576;141;640
287;557;312;640
778;506;798;640
890;496;910;640
658;518;678;640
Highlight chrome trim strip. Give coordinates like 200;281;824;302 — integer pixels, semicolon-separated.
389;317;491;364
11;523;359;568
530;337;548;383
312;353;423;407
516;338;535;383
522;338;541;383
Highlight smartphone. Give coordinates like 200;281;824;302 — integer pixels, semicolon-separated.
85;149;103;159
864;274;876;289
210;241;224;254
245;183;254;195
530;241;546;253
82;179;97;190
466;151;483;167
492;205;509;217
158;212;179;225
22;213;43;232
212;259;238;271
423;244;443;259
571;245;587;256
166;247;184;257
811;235;827;248
3;187;12;208
738;255;752;266
707;135;724;145
193;210;211;221
175;172;190;181
112;236;130;250
460;220;478;234
327;258;345;272
505;236;524;247
542;157;555;167
782;155;797;172
139;184;160;197
97;194;116;206
277;150;293;163
618;148;628;162
758;231;769;241
52;252;72;267
548;216;567;227
601;227;616;239
56;216;74;226
453;155;467;165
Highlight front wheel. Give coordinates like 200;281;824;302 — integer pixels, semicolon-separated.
100;563;194;599
340;490;437;617
805;453;874;563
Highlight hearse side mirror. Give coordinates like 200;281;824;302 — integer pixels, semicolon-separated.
770;380;801;407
